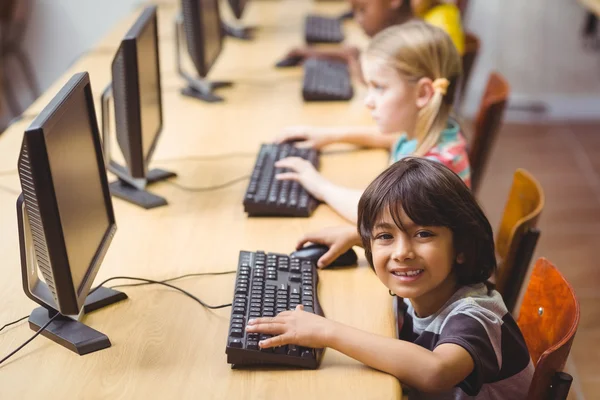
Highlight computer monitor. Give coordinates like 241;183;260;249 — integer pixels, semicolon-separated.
227;0;249;20
176;0;233;102
17;72;127;356
101;5;176;209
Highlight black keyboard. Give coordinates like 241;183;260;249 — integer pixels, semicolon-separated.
243;143;320;217
303;58;354;102
225;251;324;369
304;15;344;44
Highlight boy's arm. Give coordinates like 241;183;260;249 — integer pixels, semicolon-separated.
248;310;475;392
327;321;475;392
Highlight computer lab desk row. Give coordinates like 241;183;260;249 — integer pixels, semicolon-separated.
0;0;402;398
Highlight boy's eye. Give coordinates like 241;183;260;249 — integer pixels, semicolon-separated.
415;231;434;239
375;233;393;240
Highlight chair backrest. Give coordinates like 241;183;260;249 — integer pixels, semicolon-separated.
517;258;580;399
469;72;510;193
457;32;480;109
495;169;544;311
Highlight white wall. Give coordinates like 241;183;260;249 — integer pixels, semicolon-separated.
2;0;142;126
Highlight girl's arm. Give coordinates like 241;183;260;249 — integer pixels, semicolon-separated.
276;126;396;151
274;158;362;223
247;307;475;392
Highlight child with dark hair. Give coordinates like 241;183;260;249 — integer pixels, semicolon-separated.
247;158;533;399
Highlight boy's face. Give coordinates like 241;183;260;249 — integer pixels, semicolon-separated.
370;207;457;302
362;57;419;135
350;0;405;37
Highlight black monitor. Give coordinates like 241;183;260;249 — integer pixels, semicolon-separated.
17;72;127;356
176;0;233;102
227;0;249;20
101;5;176;209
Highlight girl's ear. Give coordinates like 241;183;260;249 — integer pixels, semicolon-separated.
415;77;435;109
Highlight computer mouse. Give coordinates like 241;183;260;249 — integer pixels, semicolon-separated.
275;55;304;68
290;244;358;267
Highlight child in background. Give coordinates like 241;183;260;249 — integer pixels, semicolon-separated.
275;21;470;223
246;158;534;399
412;0;465;54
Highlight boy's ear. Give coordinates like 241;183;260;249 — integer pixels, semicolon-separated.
456;253;465;264
415;77;435;109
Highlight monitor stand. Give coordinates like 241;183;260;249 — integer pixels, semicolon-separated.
109;168;177;209
180;80;233;103
222;21;255;41
28;287;128;356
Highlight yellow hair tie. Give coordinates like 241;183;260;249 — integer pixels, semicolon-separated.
432;78;450;95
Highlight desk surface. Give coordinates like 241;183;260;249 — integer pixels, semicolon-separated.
0;1;401;398
580;0;600;16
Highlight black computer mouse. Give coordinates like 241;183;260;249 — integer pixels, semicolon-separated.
275;55;304;68
291;244;358;267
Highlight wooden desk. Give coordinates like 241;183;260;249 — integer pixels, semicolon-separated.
0;1;401;398
579;0;600;16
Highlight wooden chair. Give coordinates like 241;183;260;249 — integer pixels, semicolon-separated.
518;258;580;399
457;32;480;110
469;72;510;193
495;168;544;313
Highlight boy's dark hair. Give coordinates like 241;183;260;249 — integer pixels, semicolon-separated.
357;158;496;285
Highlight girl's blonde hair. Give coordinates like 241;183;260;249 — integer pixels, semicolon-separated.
365;20;462;156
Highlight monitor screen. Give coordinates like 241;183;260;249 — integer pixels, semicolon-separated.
201;0;222;72
44;89;111;294
182;0;223;77
136;11;161;161
112;6;162;179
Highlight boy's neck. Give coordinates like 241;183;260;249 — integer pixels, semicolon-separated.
409;273;458;318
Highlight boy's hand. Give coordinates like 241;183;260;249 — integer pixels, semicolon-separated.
275;126;338;149
274;157;327;200
246;305;333;349
296;225;361;268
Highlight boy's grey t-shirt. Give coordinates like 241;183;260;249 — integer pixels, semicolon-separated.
399;283;534;399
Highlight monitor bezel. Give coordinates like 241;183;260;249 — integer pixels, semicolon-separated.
19;72;117;316
111;5;163;179
181;0;224;78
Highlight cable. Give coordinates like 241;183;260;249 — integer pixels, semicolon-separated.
89;276;232;309
153;152;256;163
0;270;236;336
0;316;29;333
0;313;59;366
0;184;19;196
108;270;236;289
0;169;17;176
165;174;250;192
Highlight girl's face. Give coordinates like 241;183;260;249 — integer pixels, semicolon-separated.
370;207;460;313
362;57;421;136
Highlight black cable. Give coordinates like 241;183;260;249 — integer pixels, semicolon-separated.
166;174;250;192
89;276;233;309
108;270;236;289
0;313;59;366
0;316;29;333
154;152;256;163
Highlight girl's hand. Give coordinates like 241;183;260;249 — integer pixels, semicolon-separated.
296;225;361;268
275;126;338;149
275;157;328;200
245;305;333;349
